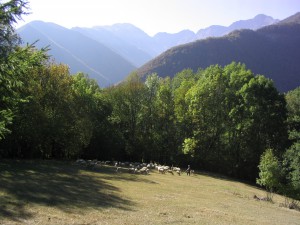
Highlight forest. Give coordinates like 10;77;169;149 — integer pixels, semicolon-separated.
0;0;299;200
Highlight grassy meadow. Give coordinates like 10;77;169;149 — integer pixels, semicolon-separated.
0;160;299;225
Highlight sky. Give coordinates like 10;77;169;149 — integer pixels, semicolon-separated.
15;0;300;36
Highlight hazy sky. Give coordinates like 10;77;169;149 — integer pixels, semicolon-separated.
16;0;300;36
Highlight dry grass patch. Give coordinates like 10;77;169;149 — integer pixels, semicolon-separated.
0;160;299;224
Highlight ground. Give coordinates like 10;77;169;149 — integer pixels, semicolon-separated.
0;160;299;225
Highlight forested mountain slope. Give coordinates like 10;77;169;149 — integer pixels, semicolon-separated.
136;13;300;92
154;14;278;53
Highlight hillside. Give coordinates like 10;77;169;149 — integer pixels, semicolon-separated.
18;21;136;87
1;160;299;224
72;26;152;67
136;13;300;92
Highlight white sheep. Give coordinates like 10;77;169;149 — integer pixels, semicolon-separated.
158;166;165;174
167;169;174;175
172;167;181;175
140;167;150;175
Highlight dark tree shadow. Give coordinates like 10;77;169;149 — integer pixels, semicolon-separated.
0;160;135;222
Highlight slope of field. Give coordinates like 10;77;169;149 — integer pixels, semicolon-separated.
0;160;299;225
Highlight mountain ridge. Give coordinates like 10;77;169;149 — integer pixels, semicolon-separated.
17;14;281;87
18;21;136;87
136;12;300;92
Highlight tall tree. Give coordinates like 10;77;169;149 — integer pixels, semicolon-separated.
184;63;287;180
0;0;28;57
107;72;146;160
0;0;29;139
282;87;300;199
155;77;177;163
72;73;113;160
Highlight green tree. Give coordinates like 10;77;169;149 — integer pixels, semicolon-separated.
71;73;113;160
156;77;177;163
107;72;146;160
0;0;29;139
282;87;300;199
139;73;161;161
227;69;287;179
185;65;228;170
257;149;282;199
184;63;287;179
2;63;81;158
0;0;28;57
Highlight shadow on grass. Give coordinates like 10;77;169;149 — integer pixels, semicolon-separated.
0;160;135;222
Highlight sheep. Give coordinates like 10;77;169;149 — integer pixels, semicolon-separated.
116;167;122;173
163;166;170;170
167;169;174;175
158;167;166;174
128;168;135;173
172;167;181;175
140;167;150;175
75;159;86;166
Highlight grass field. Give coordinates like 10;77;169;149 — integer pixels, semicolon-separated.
0;160;299;225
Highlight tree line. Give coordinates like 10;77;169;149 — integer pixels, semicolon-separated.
0;0;299;200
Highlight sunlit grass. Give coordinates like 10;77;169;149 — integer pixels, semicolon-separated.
0;160;299;224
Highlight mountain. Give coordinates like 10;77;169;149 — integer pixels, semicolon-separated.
196;14;279;39
153;30;196;54
136;13;300;92
73;14;278;64
196;25;227;39
276;12;300;25
18;21;136;87
72;25;153;67
17;14;280;87
153;14;278;53
101;23;161;57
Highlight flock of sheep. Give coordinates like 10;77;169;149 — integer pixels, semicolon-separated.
74;159;194;176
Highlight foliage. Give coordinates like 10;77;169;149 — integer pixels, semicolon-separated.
0;0;29;139
257;149;282;193
0;0;28;57
0;50;292;185
182;63;287;180
182;138;197;157
0;61;112;159
281;87;300;200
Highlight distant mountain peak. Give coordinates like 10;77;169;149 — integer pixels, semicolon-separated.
195;14;278;40
101;23;150;36
254;14;273;19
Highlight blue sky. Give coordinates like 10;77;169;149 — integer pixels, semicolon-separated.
16;0;300;36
